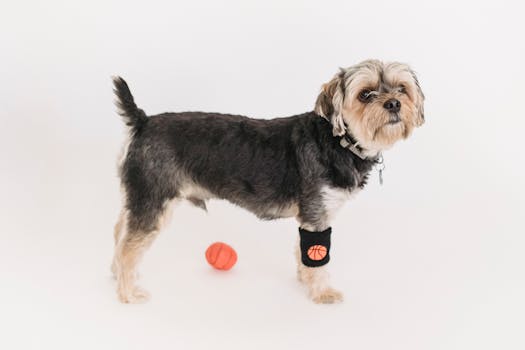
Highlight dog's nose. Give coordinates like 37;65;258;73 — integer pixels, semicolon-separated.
383;99;401;113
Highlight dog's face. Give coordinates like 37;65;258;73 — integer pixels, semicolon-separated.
315;60;425;153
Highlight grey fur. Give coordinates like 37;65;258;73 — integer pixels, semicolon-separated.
110;60;425;304
112;75;380;235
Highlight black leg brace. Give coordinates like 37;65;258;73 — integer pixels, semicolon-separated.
299;227;331;267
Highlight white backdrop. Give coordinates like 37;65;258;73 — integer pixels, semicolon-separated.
1;0;524;349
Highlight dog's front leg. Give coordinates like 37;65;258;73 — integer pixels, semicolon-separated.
295;222;343;304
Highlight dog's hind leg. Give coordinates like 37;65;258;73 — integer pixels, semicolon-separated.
110;209;126;278
112;196;178;304
113;210;125;247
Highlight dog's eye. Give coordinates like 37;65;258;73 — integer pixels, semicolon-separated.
399;85;407;94
358;89;373;102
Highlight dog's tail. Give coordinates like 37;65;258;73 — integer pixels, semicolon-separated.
112;76;148;132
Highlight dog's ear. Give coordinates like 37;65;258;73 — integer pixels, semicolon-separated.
314;70;346;136
409;69;425;126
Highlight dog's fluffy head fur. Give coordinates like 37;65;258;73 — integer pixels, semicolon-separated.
315;60;425;154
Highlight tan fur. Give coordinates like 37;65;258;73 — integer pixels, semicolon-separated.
112;199;178;303
179;181;214;201
315;77;340;119
111;60;423;305
316;60;425;154
113;209;126;247
314;72;346;136
295;240;343;304
114;231;157;303
295;209;346;304
266;203;300;219
295;61;425;303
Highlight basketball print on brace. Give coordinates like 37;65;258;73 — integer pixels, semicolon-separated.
307;245;328;261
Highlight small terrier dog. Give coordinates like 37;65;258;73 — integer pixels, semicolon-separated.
111;59;425;304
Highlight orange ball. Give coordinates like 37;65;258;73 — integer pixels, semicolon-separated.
205;242;237;270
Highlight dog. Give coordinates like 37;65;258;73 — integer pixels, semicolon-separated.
111;59;425;304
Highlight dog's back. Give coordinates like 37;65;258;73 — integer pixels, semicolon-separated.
112;77;315;223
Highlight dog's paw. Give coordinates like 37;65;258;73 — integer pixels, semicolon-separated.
311;288;344;304
118;286;151;304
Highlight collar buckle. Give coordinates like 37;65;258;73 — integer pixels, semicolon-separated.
339;135;368;160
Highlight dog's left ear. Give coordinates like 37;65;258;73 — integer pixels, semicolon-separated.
314;70;346;136
409;69;425;126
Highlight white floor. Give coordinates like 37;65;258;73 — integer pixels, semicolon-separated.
2;0;524;348
1;137;524;350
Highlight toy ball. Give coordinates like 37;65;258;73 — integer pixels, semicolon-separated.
205;242;237;270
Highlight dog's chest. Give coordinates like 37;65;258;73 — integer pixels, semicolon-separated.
320;185;360;214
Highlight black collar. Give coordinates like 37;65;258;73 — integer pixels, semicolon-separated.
315;112;380;161
339;130;381;161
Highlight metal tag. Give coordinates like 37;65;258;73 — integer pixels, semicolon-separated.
376;155;385;185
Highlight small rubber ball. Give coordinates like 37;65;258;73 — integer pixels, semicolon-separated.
205;242;237;270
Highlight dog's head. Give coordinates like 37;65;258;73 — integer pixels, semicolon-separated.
315;60;425;154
